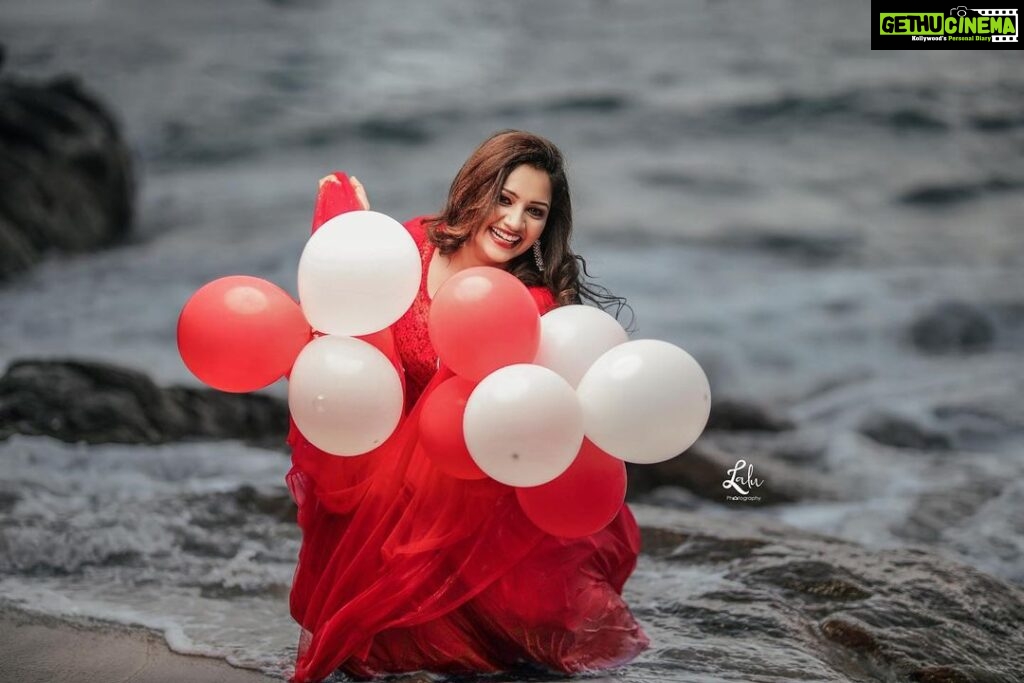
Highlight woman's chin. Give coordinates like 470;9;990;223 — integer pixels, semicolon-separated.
479;243;521;268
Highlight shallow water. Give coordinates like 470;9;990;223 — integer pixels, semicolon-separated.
1;0;1023;679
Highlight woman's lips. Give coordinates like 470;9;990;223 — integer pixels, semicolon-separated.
488;226;522;250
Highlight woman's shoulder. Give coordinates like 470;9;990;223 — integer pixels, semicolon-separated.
528;286;557;315
403;214;555;314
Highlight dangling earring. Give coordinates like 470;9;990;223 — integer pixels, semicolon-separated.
533;241;545;270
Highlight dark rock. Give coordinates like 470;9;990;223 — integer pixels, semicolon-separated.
233;484;296;523
859;412;952;450
627;440;839;507
748;560;873;601
971;111;1024;132
0;488;20;513
820;616;880;653
630;504;1024;681
934;402;1024;448
909;665;1004;683
183;485;296;531
894;477;1004;545
635;169;755;196
715;227;861;263
0;359;288;449
909;302;995;354
897;175;1024;207
667;534;771;564
707;398;794;432
0;72;133;280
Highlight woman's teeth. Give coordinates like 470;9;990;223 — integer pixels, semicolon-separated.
489;227;521;245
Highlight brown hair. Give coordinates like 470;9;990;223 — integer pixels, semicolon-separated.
426;130;629;318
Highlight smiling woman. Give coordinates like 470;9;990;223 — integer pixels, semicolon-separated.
286;130;647;682
421;130;628;311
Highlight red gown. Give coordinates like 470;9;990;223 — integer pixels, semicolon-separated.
285;215;649;682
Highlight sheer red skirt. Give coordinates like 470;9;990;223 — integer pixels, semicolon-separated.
286;392;647;680
286;216;648;682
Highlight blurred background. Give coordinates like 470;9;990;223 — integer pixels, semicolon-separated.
1;0;1022;680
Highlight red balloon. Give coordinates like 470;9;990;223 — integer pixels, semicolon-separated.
428;267;541;382
515;438;627;539
418;376;487;480
177;276;311;392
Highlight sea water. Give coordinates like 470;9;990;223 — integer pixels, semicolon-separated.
1;1;1022;679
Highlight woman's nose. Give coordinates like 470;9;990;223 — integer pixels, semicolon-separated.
502;207;525;230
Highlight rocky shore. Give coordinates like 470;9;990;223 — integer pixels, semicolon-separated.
4;357;1024;681
0;56;134;280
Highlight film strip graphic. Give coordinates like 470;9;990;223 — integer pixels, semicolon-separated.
973;8;1018;41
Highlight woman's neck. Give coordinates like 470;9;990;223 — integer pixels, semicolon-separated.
446;244;505;273
428;243;507;300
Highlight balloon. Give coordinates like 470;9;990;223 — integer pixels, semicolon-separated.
177;276;311;393
297;211;420;337
418;376;487;480
534;305;629;387
288;335;404;456
429;267;541;382
463;364;583;487
576;339;711;464
516;438;626;538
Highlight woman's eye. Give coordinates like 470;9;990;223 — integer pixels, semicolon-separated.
498;194;512;205
529;208;545;218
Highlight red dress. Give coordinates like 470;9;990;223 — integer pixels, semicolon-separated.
285;216;648;682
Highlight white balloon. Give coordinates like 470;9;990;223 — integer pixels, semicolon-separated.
534;305;629;388
288;335;404;456
298;211;421;336
576;340;710;464
463;364;584;487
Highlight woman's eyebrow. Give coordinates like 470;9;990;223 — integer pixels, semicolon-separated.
502;188;550;209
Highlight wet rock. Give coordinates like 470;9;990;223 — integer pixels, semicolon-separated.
897;175;1024;207
627;440;839;507
704;225;862;264
859;412;952;450
0;71;134;280
749;560;873;601
667;534;772;564
233;484;296;523
909;302;995;354
0;489;19;513
820;616;880;653
629;504;1024;682
183;485;296;530
894;477;1004;545
0;359;288;449
707;398;794;432
934;401;1024;448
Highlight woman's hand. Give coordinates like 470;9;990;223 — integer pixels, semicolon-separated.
350;176;370;210
318;174;370;210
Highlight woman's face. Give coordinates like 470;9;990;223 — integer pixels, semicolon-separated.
466;164;551;268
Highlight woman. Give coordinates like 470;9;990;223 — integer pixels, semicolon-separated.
287;130;648;682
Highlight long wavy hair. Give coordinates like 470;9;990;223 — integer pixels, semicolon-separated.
425;130;630;320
